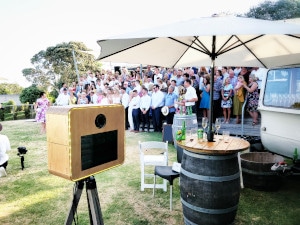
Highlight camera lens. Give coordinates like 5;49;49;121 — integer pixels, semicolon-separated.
95;114;106;129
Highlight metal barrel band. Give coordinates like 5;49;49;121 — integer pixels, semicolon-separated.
180;167;240;182
183;150;237;160
181;198;238;214
183;216;198;225
242;168;276;176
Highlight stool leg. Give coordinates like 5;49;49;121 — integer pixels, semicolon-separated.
170;184;173;211
238;152;244;189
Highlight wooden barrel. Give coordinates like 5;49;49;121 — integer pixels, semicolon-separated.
180;150;240;225
240;152;284;191
172;114;198;159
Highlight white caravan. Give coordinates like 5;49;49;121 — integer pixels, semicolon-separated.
258;66;300;159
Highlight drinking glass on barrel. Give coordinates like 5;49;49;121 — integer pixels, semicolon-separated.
215;118;221;136
202;117;208;140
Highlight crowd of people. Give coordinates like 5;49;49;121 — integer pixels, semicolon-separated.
34;65;261;133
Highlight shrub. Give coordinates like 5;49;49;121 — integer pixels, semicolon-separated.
24;103;31;119
19;85;41;104
0;109;4;121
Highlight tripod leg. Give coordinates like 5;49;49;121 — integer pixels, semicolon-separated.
21;156;24;170
65;180;84;225
86;176;104;225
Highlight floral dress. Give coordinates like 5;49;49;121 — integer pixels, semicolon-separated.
35;98;50;123
221;84;233;108
247;81;259;112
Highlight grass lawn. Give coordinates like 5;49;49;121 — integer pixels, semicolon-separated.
0;120;299;225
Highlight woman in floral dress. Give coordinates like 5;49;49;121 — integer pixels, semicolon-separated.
221;77;233;123
243;74;259;125
34;92;50;133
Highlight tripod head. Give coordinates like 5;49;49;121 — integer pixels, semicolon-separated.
17;146;27;156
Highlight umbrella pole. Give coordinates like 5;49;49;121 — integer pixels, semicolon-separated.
207;36;216;142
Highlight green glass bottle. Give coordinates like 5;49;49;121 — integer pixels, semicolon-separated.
293;148;298;161
181;120;186;140
187;106;192;115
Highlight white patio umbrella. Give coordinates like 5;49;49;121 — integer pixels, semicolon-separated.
97;15;300;141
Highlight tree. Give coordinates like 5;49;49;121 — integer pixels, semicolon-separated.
245;0;300;20
22;41;100;91
19;85;42;104
0;83;23;94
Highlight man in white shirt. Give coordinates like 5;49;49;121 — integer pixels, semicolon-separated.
56;88;70;106
120;87;130;130
89;91;98;104
139;87;151;132
86;70;96;84
143;76;154;91
133;80;142;96
151;84;165;132
131;90;141;132
182;79;198;113
0;123;11;177
153;67;162;84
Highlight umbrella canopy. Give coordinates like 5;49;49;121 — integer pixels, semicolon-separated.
97;15;300;141
97;16;300;68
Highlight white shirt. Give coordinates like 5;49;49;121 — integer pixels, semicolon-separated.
121;92;129;108
139;94;151;110
133;85;142;94
0;134;11;165
153;73;162;84
185;85;197;106
130;95;141;109
151;90;165;108
56;93;69;106
90;94;98;104
143;82;153;91
87;75;96;84
99;98;109;105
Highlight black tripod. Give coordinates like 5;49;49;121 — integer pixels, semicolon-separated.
17;146;27;170
65;176;104;225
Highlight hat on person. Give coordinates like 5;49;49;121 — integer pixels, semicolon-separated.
161;106;169;116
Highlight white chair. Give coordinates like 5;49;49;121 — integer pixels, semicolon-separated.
139;141;168;192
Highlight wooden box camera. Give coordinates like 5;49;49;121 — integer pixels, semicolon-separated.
46;105;125;181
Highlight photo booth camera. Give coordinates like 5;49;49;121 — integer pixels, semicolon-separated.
46;105;125;181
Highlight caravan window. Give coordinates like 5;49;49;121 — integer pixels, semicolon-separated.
263;67;300;108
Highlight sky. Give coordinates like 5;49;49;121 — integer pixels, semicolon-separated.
0;0;268;87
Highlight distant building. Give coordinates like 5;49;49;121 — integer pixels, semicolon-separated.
0;94;21;105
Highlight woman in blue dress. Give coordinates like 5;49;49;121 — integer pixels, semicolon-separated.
199;75;211;118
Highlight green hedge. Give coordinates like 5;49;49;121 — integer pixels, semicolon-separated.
0;104;35;121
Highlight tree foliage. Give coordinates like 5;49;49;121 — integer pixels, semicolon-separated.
22;41;100;91
19;85;42;104
245;0;300;20
0;83;23;94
